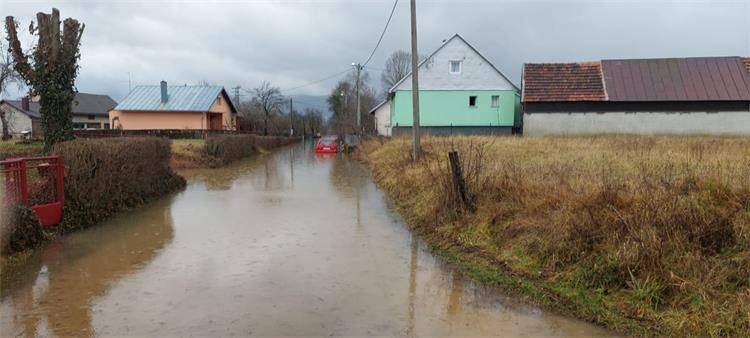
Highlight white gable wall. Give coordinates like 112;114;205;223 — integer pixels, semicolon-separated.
393;36;516;91
372;101;391;136
0;103;34;137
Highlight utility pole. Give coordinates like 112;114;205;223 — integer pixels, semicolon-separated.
289;97;294;136
409;0;421;160
232;86;241;107
352;63;363;134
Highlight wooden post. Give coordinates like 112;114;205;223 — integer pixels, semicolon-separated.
448;151;476;212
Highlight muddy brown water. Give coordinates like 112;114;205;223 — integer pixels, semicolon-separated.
1;142;614;337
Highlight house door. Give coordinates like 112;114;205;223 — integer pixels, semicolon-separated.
208;113;223;130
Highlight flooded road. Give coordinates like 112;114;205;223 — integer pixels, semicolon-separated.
1;141;612;336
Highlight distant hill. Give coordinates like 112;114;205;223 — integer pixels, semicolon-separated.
288;94;332;120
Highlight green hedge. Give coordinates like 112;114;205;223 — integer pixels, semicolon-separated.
204;135;300;165
54;137;186;231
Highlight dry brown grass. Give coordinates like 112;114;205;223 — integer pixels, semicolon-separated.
361;135;750;336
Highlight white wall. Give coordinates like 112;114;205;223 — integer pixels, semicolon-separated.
394;35;516;91
373;101;391;136
524;111;750;136
0;105;33;136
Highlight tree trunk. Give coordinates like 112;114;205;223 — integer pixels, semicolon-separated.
263;112;268;136
0;110;10;140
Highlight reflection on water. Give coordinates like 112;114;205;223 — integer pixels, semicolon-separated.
1;196;176;336
0;141;614;336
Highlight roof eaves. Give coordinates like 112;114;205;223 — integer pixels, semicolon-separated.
368;99;388;114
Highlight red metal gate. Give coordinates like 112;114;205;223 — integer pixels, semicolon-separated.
1;156;65;228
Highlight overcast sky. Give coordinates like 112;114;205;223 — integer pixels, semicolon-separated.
2;0;748;101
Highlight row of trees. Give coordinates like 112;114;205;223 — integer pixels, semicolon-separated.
237;81;325;137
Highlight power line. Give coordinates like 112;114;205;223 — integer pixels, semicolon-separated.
361;0;399;67
279;69;350;93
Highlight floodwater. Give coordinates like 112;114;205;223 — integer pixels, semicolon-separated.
0;141;613;337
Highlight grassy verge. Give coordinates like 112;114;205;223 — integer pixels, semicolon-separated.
171;136;300;169
171;139;211;169
0;140;43;160
360;135;750;336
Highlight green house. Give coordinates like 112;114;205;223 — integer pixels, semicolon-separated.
384;34;521;136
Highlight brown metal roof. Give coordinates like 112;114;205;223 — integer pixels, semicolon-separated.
522;62;606;102
523;56;750;103
602;57;750;101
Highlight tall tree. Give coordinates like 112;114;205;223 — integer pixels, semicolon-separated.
381;50;412;97
5;8;85;149
327;70;377;135
252;81;284;136
0;38;23;140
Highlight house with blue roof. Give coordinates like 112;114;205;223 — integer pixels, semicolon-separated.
109;81;237;130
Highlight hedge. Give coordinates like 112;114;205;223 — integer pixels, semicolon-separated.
0;205;46;255
204;135;300;165
53;137;186;231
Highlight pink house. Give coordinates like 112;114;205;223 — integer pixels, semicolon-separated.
109;81;237;130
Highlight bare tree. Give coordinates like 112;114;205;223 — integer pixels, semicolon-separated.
5;8;85;149
0;38;23;140
302;108;324;136
327;70;377;135
381;50;412;97
252;81;284;136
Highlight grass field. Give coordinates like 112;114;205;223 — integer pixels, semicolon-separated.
0;140;43;160
361;135;750;336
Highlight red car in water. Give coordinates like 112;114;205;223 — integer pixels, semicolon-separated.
315;136;340;153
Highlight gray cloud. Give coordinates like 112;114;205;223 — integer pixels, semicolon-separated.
2;0;748;101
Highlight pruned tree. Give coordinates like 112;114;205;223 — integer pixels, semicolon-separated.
5;8;85;149
381;50;412;97
0;38;23;140
251;81;284;136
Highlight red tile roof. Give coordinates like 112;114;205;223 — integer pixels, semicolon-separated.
523;56;750;103
522;62;606;102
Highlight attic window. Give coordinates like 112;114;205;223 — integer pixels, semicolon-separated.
469;96;477;107
450;60;462;74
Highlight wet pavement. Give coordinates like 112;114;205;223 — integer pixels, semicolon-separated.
1;141;613;336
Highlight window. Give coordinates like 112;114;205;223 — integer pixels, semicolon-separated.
73;122;86;130
104;123;111;130
87;123;101;129
469;96;478;107
87;115;96;120
491;95;500;108
450;60;462;74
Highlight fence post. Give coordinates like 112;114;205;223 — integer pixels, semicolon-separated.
448;151;476;212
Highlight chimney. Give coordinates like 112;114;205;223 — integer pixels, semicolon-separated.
160;80;168;104
21;96;30;111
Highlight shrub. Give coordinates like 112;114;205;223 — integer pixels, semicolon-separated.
53;137;186;231
204;135;299;165
0;205;46;255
